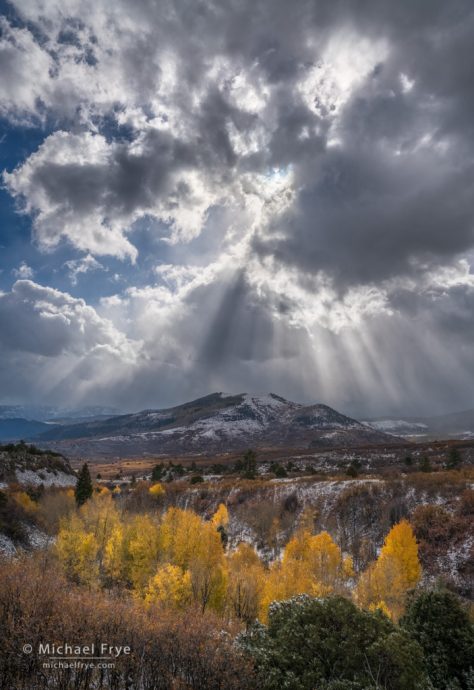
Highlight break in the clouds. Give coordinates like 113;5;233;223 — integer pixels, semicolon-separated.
0;0;473;415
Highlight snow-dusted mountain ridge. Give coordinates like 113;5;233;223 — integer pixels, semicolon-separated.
37;393;397;456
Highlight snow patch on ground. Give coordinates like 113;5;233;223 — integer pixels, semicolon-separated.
25;525;51;549
364;419;428;432
0;533;16;556
15;469;76;487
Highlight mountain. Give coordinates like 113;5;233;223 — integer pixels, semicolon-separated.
37;392;398;456
0;418;57;442
0;405;121;423
364;408;474;440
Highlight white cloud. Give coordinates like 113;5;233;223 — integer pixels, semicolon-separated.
0;18;53;123
64;254;104;285
12;262;34;279
0;280;137;358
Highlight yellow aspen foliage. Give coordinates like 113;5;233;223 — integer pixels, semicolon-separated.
260;529;349;620
103;524;129;583
127;515;161;591
13;491;37;513
79;494;121;566
144;564;192;609
160;507;203;568
56;514;99;586
113;486;121;495
343;555;355;579
159;507;227;611
189;520;228;613
211;503;229;529
284;529;347;594
148;483;165;499
227;542;265;623
259;561;304;622
355;519;421;621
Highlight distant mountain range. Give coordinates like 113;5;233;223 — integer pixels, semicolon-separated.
0;418;53;442
0;405;120;423
363;409;474;440
33;393;396;456
0;406;121;442
2;394;472;454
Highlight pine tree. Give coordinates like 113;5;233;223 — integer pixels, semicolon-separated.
419;456;432;473
446;447;462;470
75;463;93;507
151;464;162;481
242;449;257;479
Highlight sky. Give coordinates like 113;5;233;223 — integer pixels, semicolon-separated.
0;0;474;417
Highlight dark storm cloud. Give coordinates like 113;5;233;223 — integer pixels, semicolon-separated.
256;145;474;289
252;1;474;292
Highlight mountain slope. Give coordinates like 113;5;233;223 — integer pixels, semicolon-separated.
38;393;397;456
364;408;474;440
0;418;56;442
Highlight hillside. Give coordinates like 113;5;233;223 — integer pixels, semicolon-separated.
364;408;474;440
0;442;76;489
0;418;56;442
37;393;397;457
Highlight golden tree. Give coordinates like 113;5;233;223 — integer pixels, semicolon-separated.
211;503;229;529
148;483;165;499
189;520;228;613
355;519;421;620
159;507;227;612
56;513;99;586
145;564;192;609
227;542;265;624
260;529;350;620
127;515;161;591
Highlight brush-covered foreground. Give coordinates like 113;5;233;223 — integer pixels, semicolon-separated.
1;548;473;689
0;467;473;689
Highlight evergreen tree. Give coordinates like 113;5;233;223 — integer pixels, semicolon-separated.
242;449;257;479
240;595;427;690
419;456;432;473
402;589;474;690
151;464;163;481
75;463;93;507
446;447;462;470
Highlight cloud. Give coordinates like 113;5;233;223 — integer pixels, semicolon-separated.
0;280;141;404
64;254;104;285
1;0;474;414
0;17;53;124
12;262;34;279
0;280;135;357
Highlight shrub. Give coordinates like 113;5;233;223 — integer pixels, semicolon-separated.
402;589;474;690
240;595;427;690
190;475;204;484
0;555;256;690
